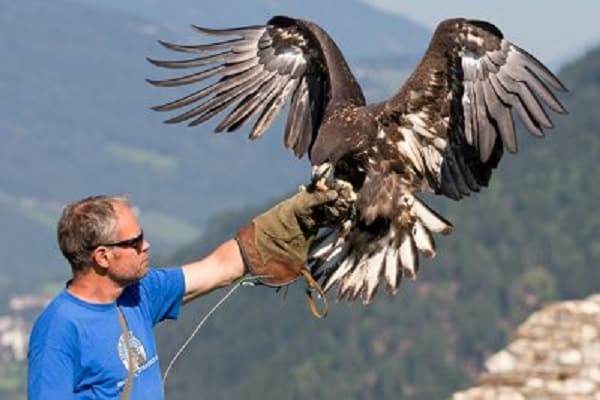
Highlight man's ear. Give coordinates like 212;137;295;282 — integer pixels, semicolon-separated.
91;247;111;270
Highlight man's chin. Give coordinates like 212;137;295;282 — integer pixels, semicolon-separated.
139;263;149;278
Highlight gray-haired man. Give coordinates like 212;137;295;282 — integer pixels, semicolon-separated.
28;189;345;399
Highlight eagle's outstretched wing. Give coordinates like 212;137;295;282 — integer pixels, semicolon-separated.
382;18;567;200
147;16;362;158
310;19;566;303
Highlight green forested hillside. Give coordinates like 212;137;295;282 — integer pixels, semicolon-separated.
155;47;600;399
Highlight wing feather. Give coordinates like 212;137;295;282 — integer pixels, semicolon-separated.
190;24;266;38
214;72;280;131
363;248;386;302
496;71;548;134
147;51;232;69
336;253;364;300
474;80;497;161
440;164;460;199
510;46;566;91
376;18;565;202
489;73;544;137
163;71;269;124
249;78;299;139
499;68;554;128
150;65;263;112
412;220;435;257
323;254;354;293
443;150;471;197
482;80;517;152
462;81;476;146
147;64;226;88
148;16;337;159
155;38;256;54
284;79;310;153
383;245;401;294
399;232;418;279
510;64;566;113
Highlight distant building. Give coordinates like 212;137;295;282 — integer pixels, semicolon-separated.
0;315;28;361
0;294;50;361
9;294;50;311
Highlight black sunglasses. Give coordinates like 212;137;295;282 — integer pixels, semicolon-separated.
91;230;144;252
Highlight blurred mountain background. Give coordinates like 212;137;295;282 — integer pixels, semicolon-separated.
1;0;599;398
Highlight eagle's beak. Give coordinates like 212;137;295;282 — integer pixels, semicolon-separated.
311;162;333;191
311;162;333;182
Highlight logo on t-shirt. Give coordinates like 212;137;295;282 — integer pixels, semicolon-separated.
117;330;147;372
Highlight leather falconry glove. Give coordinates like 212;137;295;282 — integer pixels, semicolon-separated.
236;186;350;288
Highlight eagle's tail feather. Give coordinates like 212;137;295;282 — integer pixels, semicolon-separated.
309;194;453;304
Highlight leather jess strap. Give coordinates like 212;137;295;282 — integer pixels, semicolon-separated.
301;269;329;319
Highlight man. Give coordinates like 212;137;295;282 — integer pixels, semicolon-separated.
28;188;345;399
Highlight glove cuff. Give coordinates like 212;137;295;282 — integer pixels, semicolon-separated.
235;223;305;287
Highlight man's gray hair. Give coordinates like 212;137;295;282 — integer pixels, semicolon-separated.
57;195;130;275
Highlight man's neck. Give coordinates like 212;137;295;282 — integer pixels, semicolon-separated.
67;273;124;304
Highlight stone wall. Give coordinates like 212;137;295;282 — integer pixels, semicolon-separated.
452;294;600;400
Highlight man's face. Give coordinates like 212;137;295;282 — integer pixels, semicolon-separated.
105;203;150;285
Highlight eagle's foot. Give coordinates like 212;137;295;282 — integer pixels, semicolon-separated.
327;178;357;201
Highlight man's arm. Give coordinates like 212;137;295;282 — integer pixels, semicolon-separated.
180;187;351;305
182;239;245;304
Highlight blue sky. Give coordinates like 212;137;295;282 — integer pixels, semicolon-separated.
365;1;600;67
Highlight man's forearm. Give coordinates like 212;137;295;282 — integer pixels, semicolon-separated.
182;239;246;304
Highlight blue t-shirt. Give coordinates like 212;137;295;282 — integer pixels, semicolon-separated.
27;267;185;399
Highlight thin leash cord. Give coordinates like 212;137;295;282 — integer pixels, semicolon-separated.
162;274;269;386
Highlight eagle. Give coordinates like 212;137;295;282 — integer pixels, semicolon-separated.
147;16;566;304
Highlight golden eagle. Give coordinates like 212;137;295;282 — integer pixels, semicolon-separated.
147;16;566;303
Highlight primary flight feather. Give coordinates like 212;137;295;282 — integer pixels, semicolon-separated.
147;16;566;304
